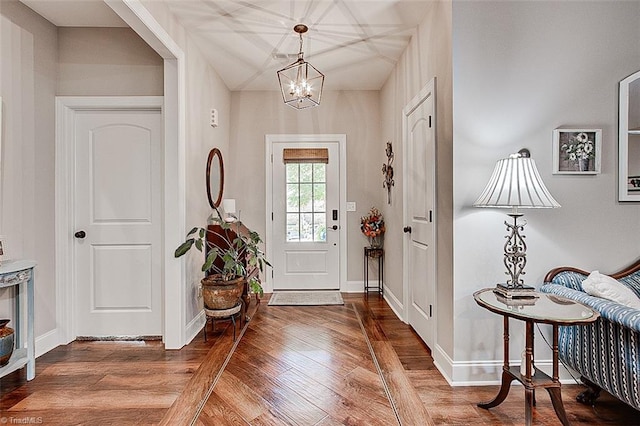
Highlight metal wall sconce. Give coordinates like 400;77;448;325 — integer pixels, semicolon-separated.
382;142;394;204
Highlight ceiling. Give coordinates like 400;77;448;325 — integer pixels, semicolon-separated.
20;0;432;91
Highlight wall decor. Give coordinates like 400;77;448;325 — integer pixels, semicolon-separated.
618;70;640;201
382;141;394;204
0;235;6;265
628;176;640;192
206;148;224;209
552;128;601;175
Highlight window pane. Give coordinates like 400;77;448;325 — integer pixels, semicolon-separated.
286;184;299;212
300;163;313;183
313;183;326;212
313;164;326;182
314;213;326;242
299;183;313;212
286;214;300;242
286;164;299;183
300;213;313;241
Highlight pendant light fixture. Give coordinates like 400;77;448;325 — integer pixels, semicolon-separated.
277;24;324;110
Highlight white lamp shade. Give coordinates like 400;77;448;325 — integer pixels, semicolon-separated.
474;154;560;209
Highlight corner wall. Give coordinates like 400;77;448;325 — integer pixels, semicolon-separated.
379;1;454;359
452;0;640;383
0;0;58;346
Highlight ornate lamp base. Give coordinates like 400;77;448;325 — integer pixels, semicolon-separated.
494;283;537;299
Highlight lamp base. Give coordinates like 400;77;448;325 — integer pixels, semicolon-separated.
493;283;537;299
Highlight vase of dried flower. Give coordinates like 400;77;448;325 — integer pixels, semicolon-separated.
369;235;383;248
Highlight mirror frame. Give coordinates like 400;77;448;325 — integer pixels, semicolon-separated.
206;148;224;208
619;70;640;202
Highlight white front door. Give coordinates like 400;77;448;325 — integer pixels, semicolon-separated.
270;139;341;290
404;79;436;349
74;107;163;337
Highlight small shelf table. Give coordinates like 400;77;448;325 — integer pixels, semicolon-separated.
473;288;598;426
0;260;37;381
203;303;242;342
363;247;384;294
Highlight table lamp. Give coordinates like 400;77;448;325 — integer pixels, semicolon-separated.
221;199;237;222
473;149;560;298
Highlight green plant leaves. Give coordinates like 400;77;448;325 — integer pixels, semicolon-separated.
174;239;195;257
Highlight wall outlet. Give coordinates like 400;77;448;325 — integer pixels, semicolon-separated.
346;201;356;212
210;108;218;127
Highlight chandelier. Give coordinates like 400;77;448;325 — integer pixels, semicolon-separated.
277;24;324;110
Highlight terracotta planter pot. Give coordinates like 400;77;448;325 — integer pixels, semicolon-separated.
201;275;245;310
0;319;15;367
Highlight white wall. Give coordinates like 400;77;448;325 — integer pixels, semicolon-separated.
57;27;163;96
0;0;57;340
139;0;232;331
380;1;454;356
452;0;640;383
228;90;382;283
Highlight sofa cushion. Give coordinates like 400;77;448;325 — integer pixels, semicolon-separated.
582;271;640;309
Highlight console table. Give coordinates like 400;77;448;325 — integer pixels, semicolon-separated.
473;288;598;426
0;260;36;381
363;247;384;293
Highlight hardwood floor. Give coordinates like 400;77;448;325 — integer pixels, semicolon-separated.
1;293;638;425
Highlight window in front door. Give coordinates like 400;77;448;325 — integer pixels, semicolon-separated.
286;163;327;242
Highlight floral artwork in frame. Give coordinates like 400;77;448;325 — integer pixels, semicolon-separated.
552;128;601;174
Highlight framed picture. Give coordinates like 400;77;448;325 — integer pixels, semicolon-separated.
552;128;602;174
0;235;5;265
628;176;640;192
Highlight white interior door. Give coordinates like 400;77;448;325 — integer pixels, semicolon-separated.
404;79;436;349
271;141;341;290
74;107;162;337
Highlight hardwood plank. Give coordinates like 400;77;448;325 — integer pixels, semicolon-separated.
160;311;252;425
276;367;397;426
222;359;329;425
8;389;178;410
2;293;637;426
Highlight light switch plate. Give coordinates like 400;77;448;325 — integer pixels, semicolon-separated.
346;202;356;212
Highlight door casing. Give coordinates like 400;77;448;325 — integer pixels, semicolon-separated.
55;96;166;343
265;134;347;293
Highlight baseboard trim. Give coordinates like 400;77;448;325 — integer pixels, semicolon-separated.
184;310;206;345
343;280;366;293
383;289;405;323
36;328;61;358
435;356;582;386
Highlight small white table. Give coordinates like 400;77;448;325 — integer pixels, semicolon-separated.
0;259;36;380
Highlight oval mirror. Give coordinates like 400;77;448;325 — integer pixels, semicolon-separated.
206;148;224;208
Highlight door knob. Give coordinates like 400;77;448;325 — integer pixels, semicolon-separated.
403;226;412;234
74;230;86;239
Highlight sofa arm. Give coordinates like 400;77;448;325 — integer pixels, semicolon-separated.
540;283;640;331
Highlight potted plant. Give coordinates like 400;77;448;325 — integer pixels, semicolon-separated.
174;209;270;310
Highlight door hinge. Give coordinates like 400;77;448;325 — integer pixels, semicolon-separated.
271;153;273;163
429;304;433;317
271;212;274;221
429;210;433;222
429;115;432;128
272;270;274;278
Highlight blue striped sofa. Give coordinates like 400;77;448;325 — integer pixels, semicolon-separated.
541;260;640;411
